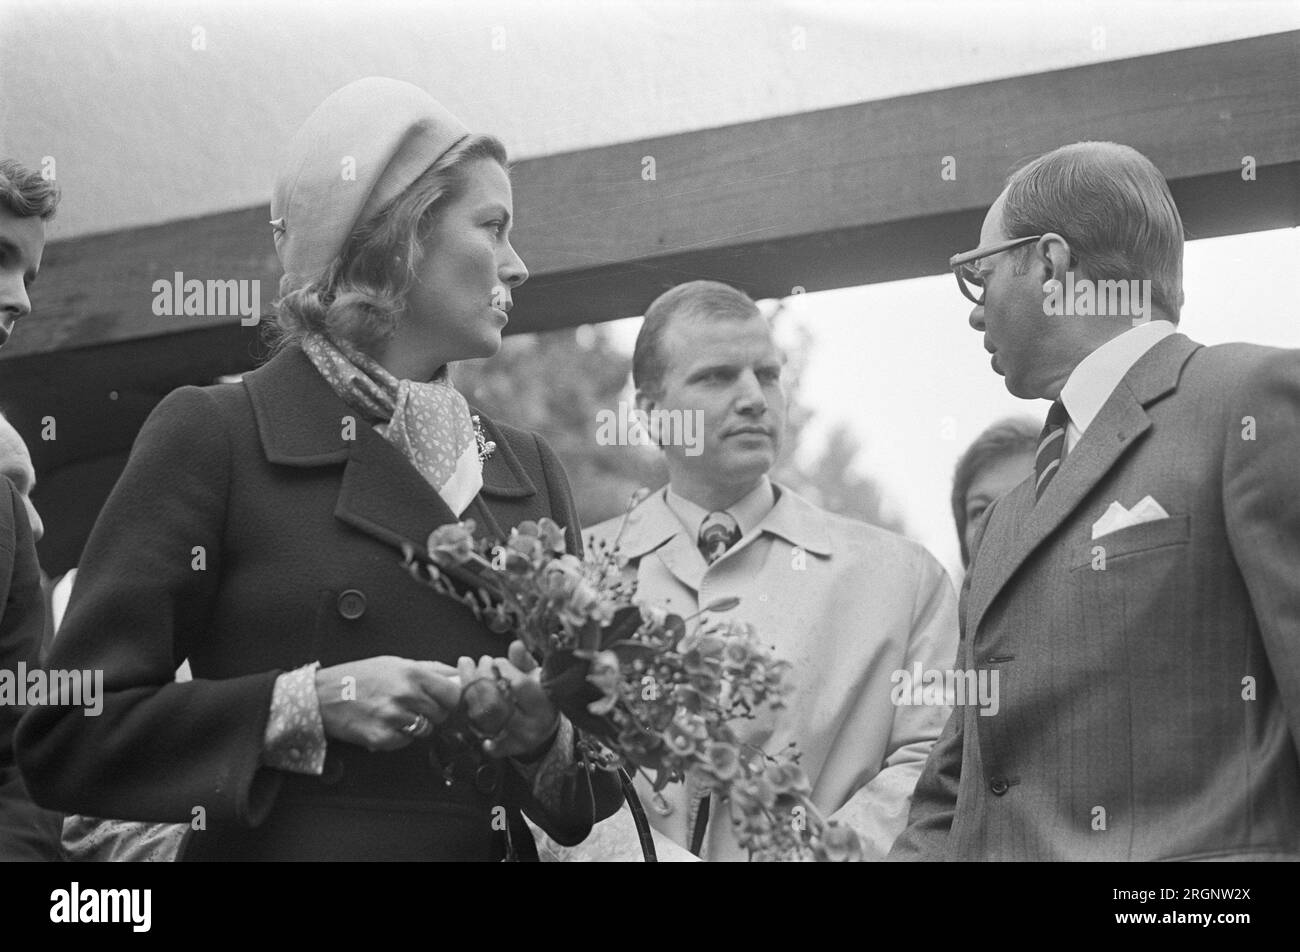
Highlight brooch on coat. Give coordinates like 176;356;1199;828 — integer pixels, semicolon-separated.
472;415;496;464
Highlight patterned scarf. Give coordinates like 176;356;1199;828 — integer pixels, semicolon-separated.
301;333;483;516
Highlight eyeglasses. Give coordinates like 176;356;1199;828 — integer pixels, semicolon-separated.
949;234;1044;305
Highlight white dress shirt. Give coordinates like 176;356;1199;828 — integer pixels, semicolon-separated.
1060;320;1176;452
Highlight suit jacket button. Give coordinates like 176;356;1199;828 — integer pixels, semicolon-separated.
990;777;1009;796
337;589;366;620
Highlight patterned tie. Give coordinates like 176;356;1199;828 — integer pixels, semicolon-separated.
698;511;741;564
1034;400;1070;501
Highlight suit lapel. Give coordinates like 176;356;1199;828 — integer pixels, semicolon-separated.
963;480;1031;638
966;333;1201;639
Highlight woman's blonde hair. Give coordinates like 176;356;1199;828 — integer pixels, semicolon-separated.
271;134;508;354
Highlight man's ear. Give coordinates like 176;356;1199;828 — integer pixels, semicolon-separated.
634;388;657;418
1037;233;1073;285
634;388;664;449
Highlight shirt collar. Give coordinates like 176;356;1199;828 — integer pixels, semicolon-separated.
614;479;832;561
1060;320;1176;435
664;476;776;540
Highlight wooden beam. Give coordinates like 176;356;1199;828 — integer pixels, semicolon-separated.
6;29;1298;363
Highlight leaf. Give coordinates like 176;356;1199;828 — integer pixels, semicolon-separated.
649;765;678;792
619;735;666;771
664;614;687;649
540;650;617;741
575;617;602;653
598;605;644;649
701;596;741;614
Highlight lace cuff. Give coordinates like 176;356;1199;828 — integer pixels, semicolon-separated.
261;662;327;775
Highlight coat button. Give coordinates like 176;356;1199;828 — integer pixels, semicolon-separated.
990;777;1010;796
337;589;366;620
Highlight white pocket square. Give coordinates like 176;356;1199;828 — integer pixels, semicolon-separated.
1091;495;1170;540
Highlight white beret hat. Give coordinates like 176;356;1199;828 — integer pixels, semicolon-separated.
270;77;469;289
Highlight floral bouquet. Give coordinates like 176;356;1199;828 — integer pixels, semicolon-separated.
400;509;862;862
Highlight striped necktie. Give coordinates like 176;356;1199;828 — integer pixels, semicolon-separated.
1035;400;1070;501
698;511;741;564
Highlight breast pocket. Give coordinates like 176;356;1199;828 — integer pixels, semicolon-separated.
1070;514;1191;570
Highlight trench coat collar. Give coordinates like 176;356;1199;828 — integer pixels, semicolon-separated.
607;482;834;595
612;482;835;562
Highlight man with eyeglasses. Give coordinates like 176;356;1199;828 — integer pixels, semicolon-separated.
891;141;1300;861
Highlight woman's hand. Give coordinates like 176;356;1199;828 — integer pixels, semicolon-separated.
315;655;461;751
457;641;561;759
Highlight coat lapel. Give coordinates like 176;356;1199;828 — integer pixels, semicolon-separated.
966;333;1201;639
654;533;707;593
242;346;536;555
334;425;460;551
611;490;706;593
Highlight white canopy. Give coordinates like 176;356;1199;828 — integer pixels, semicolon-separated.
3;0;1296;241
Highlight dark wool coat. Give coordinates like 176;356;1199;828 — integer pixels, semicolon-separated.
0;478;63;860
18;345;621;860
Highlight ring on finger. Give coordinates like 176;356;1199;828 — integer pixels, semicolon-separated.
401;712;432;737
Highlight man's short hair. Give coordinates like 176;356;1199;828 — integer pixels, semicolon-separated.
951;416;1040;566
633;280;761;395
0;158;60;221
1001;141;1184;321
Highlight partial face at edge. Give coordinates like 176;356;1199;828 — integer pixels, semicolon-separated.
0;206;47;350
962;449;1035;562
0;417;43;542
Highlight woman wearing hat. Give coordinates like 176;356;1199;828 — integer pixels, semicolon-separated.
18;78;622;860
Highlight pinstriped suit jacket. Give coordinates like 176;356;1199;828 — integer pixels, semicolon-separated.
891;333;1300;861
